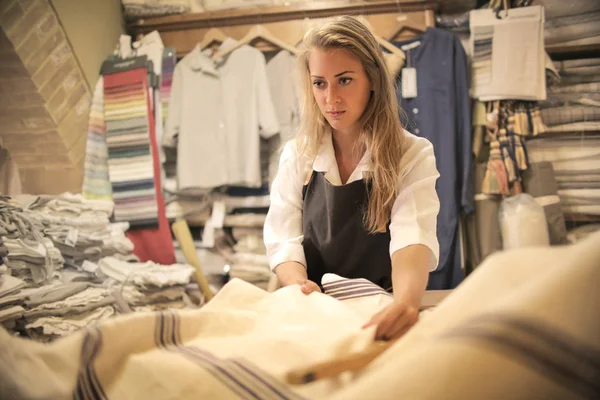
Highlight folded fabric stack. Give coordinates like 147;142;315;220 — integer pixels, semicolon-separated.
227;227;272;290
0;280;120;342
22;193;137;275
544;0;600;50
96;256;196;311
122;0;190;19
532;57;600;219
0;197;64;284
543;58;600;133
229;251;271;289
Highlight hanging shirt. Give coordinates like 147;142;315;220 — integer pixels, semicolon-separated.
218;44;280;187
266;50;299;143
265;50;300;182
163;45;228;190
394;28;473;289
164;40;279;190
264;131;440;273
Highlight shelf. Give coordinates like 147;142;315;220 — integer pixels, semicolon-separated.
128;0;438;34
564;214;600;223
546;42;600;61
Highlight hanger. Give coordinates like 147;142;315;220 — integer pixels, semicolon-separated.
353;16;405;60
388;15;427;41
213;24;299;60
377;35;405;59
199;28;229;50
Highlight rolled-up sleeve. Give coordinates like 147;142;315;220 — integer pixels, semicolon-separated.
389;136;441;271
264;141;307;271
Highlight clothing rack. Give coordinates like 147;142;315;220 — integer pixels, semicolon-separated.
128;1;437;57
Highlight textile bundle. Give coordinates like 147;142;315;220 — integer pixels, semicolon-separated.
534;57;600;218
0;195;198;342
1;232;599;399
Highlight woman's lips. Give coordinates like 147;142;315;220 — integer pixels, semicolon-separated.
327;111;345;118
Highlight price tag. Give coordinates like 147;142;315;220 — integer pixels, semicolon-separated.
65;228;78;247
402;67;418;98
210;200;226;229
202;220;215;248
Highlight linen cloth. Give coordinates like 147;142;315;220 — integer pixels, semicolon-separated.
1;232;599;399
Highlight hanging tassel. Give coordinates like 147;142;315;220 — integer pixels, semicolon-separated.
482;140;509;195
498;130;517;183
514;136;528;171
530;107;548;136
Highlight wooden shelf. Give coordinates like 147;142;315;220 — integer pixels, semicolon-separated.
128;0;438;34
546;42;600;60
564;214;600;223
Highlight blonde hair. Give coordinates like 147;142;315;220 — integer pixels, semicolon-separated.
296;15;407;233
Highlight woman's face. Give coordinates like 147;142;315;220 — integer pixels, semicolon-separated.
308;47;371;136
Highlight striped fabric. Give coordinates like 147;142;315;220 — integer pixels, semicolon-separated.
82;78;112;201
103;68;159;226
322;276;392;301
2;233;600;399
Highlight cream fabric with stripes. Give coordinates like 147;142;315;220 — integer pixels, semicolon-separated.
1;232;599;399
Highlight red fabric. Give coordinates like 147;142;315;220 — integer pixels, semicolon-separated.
106;68;175;264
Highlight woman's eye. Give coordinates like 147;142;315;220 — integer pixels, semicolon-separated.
339;77;352;85
312;80;325;88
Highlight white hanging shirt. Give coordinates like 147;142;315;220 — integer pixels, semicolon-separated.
164;40;279;190
264;131;441;272
218;44;280;187
266;50;299;143
164;44;229;190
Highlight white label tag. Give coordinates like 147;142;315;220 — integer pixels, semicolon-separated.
65;228;78;247
402;68;418;98
202;220;215;248
210;200;226;229
401;41;421;51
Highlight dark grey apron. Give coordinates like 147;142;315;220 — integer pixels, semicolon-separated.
302;171;393;290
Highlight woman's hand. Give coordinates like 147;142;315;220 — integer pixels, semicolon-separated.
299;279;322;295
362;300;419;340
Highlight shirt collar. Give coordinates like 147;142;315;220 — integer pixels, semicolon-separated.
313;132;372;184
189;45;219;76
190;38;240;75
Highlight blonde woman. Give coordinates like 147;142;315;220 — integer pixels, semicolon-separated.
264;16;440;340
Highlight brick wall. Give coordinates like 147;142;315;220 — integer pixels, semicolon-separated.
0;0;91;194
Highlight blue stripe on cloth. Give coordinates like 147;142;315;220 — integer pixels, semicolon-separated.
155;312;305;400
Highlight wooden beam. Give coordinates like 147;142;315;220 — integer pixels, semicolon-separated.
128;0;438;34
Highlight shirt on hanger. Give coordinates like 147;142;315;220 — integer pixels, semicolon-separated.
395;27;473;289
219;44;280;187
264;131;440;272
164;40;279;190
265;50;300;182
266;50;299;143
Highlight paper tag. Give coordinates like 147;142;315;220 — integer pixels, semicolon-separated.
202;220;215;248
402;67;418;98
65;228;78;247
401;41;421;51
210;200;226;229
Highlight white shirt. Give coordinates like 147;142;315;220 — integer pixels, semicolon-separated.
164;44;229;190
219;45;280;187
264;131;441;272
164;40;279;190
266;50;300;182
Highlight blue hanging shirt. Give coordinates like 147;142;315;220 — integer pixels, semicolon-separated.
394;28;474;289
